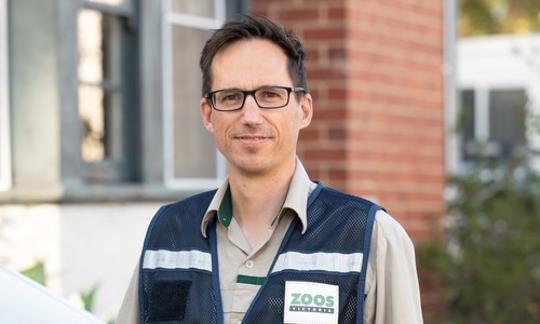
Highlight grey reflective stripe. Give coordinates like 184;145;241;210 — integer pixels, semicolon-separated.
271;252;363;273
142;249;212;271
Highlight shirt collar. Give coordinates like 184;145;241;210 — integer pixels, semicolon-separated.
200;157;314;238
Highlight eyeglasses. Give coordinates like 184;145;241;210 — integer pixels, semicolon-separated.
205;86;305;111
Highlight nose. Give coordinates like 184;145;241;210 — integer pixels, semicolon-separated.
241;94;264;126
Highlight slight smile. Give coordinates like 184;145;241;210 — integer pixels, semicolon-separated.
233;135;273;145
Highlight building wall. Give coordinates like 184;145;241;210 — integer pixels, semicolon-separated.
251;0;446;313
0;0;446;319
456;34;540;171
0;203;161;319
251;0;445;240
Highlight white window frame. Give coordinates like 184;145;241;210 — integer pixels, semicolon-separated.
161;0;227;190
443;0;459;175
457;85;531;170
0;0;11;191
460;85;526;140
455;35;540;172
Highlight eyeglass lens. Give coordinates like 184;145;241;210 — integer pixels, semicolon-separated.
213;87;289;110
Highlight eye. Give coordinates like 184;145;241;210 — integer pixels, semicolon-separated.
261;90;279;98
217;91;243;104
258;88;286;101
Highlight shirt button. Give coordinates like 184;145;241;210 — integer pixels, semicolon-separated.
245;260;254;268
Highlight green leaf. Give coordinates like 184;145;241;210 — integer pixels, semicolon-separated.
80;286;98;312
20;262;46;286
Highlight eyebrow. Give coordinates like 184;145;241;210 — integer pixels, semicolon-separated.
211;85;292;92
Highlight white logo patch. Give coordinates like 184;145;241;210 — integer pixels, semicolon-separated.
283;281;339;324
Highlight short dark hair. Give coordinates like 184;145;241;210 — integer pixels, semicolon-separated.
199;15;308;96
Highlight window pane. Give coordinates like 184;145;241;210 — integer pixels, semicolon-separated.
171;26;217;178
78;9;107;161
459;89;476;161
489;89;526;160
77;9;124;165
79;85;107;161
78;10;104;84
170;0;214;18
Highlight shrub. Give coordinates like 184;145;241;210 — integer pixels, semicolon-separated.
418;158;540;323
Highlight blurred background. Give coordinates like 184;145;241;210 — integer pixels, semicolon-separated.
0;0;538;322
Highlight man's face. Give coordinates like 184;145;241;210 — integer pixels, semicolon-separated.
200;38;312;176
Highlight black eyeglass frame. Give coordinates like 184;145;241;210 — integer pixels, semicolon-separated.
204;86;306;111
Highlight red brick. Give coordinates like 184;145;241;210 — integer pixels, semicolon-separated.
249;0;445;256
313;108;347;120
277;8;320;21
328;127;347;140
308;67;347;80
328;47;346;60
328;7;346;19
349;30;441;55
304;48;320;61
329;168;347;180
251;9;268;17
349;92;442;110
304;148;347;160
303;27;346;40
299;128;320;141
328;88;348;100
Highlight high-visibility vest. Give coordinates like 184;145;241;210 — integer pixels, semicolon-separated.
139;184;380;324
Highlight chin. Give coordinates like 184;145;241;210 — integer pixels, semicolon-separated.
230;155;273;175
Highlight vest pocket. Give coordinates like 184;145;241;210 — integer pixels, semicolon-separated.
146;278;192;322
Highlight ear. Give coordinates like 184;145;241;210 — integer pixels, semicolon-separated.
298;93;313;130
200;97;214;133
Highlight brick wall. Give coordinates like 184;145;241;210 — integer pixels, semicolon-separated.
250;0;445;238
250;0;445;314
251;0;351;187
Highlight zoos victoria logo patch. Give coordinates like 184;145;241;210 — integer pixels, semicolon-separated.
283;281;339;324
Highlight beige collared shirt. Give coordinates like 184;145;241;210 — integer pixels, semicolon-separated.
116;159;423;324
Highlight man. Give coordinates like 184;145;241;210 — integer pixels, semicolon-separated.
117;16;423;324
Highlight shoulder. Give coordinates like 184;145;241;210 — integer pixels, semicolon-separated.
371;209;415;254
309;186;384;237
374;210;411;238
161;190;216;213
146;190;216;234
155;190;216;219
365;211;423;323
318;185;381;210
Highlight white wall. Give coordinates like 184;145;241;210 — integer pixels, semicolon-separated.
459;34;540;89
0;202;164;320
0;0;11;191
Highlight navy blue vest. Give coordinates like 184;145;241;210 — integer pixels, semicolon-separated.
138;184;380;323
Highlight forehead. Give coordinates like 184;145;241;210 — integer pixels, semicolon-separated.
210;38;293;90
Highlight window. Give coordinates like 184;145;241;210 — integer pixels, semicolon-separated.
0;0;244;197
459;88;527;165
162;0;227;189
0;0;11;191
77;0;139;183
459;89;476;161
489;89;526;159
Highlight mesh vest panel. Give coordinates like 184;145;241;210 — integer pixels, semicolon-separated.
139;187;378;324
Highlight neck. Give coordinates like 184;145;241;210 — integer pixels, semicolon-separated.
228;157;296;246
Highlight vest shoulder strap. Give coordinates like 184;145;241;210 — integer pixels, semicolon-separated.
142;190;216;250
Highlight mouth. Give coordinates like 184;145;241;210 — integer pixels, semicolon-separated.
233;135;272;145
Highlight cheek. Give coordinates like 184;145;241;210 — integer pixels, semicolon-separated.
279;113;301;142
210;117;231;143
